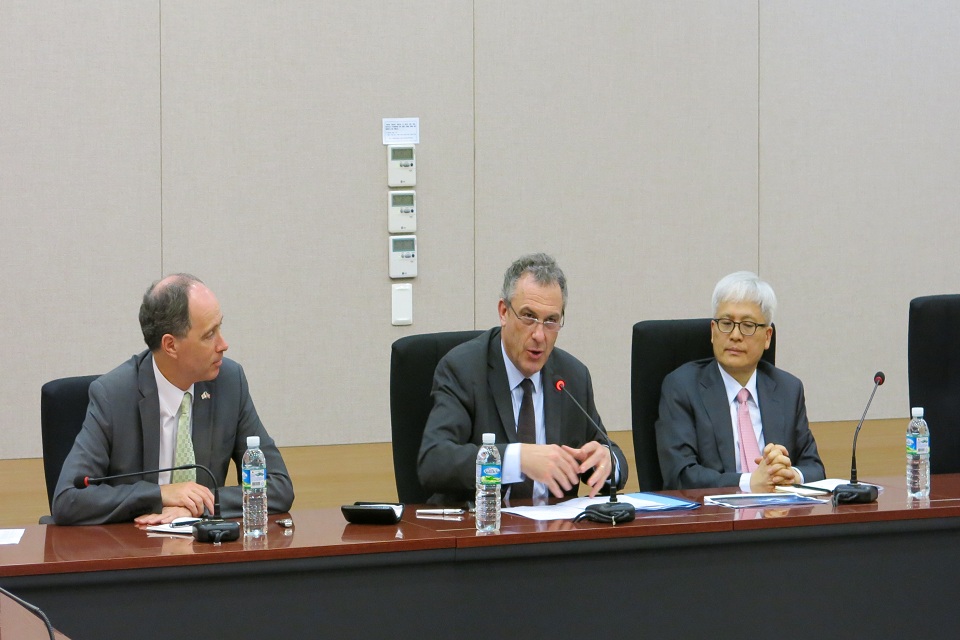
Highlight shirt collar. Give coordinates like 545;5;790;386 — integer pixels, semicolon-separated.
500;340;542;393
152;356;195;419
717;362;759;408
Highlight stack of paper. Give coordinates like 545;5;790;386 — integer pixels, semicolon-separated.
503;492;698;522
774;478;884;497
704;493;827;508
145;517;200;535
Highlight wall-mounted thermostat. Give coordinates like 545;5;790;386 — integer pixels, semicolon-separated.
389;235;417;279
387;145;416;187
388;190;417;233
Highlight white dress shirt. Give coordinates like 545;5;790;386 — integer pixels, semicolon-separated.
152;357;194;485
500;342;548;502
717;363;803;491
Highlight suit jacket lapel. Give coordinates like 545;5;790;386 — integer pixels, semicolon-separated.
192;382;214;482
700;362;737;472
756;366;784;446
137;353;162;483
487;331;517;443
542;359;561;445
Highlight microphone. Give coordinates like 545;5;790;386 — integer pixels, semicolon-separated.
75;464;241;543
554;377;635;524
0;585;56;640
833;371;885;505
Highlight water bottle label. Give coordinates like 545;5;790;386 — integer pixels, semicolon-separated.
242;467;267;490
907;435;930;455
477;463;501;486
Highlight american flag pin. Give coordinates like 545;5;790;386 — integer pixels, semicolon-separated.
201;391;211;400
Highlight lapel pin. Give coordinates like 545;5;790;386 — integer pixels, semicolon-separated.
201;391;211;400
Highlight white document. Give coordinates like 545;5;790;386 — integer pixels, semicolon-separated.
774;478;884;496
0;529;25;545
145;517;200;535
503;495;668;522
704;492;828;508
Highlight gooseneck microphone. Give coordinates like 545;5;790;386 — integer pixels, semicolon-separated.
833;371;885;505
0;585;56;640
554;377;635;524
75;464;241;542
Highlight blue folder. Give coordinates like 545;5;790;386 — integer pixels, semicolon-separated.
624;492;700;511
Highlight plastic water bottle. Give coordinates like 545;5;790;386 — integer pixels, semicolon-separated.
906;407;930;498
475;433;501;533
242;435;268;537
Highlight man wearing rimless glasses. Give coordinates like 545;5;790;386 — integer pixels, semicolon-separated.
656;271;824;492
418;253;628;506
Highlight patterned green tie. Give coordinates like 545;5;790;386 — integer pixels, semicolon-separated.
171;392;196;483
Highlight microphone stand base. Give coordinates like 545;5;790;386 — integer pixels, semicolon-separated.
832;483;878;505
574;501;636;525
193;519;241;543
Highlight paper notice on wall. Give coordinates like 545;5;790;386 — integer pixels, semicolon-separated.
383;117;420;144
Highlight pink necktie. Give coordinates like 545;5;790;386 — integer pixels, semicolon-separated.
737;388;761;473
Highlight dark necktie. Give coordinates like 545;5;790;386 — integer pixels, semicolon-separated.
513;378;536;499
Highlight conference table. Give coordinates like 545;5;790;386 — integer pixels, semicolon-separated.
2;475;959;640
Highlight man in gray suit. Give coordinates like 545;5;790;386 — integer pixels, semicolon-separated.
52;274;294;525
417;253;628;505
656;271;824;491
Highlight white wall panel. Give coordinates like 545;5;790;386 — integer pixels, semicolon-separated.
760;1;960;421
0;1;160;458
475;1;760;432
2;1;959;460
159;1;475;446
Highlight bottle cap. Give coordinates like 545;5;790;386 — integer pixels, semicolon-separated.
247;435;261;448
482;433;495;445
911;407;924;418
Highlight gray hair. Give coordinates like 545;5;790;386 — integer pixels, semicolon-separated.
499;253;568;312
712;271;777;324
139;273;204;351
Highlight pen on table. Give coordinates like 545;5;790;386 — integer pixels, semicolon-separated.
791;484;833;494
416;509;465;517
169;519;201;527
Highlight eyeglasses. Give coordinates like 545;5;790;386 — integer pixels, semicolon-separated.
507;302;564;333
713;318;768;337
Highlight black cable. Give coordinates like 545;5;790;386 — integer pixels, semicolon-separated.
0;585;56;640
833;490;854;507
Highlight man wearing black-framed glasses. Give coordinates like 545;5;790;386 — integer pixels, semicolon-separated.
418;253;629;505
656;271;824;492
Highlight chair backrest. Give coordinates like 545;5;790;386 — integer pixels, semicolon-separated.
40;375;99;510
908;294;960;474
630;319;776;491
390;330;483;504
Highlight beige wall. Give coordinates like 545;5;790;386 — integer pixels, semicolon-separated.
2;1;958;459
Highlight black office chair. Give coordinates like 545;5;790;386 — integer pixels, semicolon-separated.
390;330;483;504
630;319;776;491
40;375;99;513
908;294;960;474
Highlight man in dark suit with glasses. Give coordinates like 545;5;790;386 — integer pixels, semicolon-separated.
656;271;824;491
417;253;628;506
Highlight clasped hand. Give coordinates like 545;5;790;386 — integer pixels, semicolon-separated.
749;443;800;493
133;482;216;525
520;441;613;498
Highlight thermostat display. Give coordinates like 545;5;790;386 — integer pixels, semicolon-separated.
387;145;416;187
388;190;416;233
389;235;417;279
